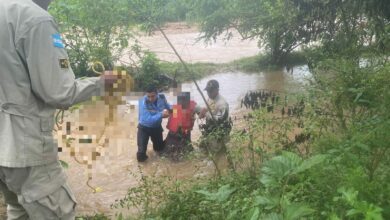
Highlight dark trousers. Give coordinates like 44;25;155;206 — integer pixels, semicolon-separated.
137;124;164;160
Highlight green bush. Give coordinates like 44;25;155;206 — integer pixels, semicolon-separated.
50;0;135;77
117;54;390;220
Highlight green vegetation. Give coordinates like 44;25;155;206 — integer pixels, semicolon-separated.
76;213;110;220
49;0;135;77
189;0;389;65
46;0;390;219
159;50;309;83
112;54;389;220
109;0;389;219
49;0;189;78
228;51;308;73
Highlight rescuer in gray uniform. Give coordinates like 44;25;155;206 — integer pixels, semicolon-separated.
196;80;232;153
0;0;115;219
197;79;229;122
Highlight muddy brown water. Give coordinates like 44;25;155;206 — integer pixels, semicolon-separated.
0;24;310;218
120;23;260;64
181;66;310;111
57;67;310;217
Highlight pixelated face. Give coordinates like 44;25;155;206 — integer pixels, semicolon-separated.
146;92;157;103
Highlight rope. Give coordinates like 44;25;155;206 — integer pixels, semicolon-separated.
55;60;107;194
55;109;64;130
89;61;105;75
155;25;216;123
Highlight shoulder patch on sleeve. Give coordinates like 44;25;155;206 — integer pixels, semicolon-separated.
59;59;69;69
52;33;65;48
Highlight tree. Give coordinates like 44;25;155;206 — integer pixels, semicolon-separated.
189;0;389;64
188;0;324;64
49;0;135;77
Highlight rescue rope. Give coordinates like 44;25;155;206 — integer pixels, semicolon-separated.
86;178;98;193
153;24;227;174
155;25;216;123
89;61;105;75
55;109;64;130
55;61;109;193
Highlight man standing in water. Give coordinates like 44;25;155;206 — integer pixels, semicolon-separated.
196;79;231;152
0;0;117;218
137;86;172;162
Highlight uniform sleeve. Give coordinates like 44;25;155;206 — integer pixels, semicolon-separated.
17;19;101;109
139;98;163;124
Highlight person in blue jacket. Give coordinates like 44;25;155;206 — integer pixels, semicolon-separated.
137;86;172;162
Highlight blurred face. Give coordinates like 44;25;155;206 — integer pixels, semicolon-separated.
206;88;218;99
146;92;157;103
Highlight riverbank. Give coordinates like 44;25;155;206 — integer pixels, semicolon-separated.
158;51;309;84
131;22;309;83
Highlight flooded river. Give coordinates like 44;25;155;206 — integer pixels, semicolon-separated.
122;23;260;64
182;66;310;111
57;65;310;217
61;24;311;217
0;23;310;218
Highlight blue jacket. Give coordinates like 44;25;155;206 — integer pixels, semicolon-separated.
138;93;171;128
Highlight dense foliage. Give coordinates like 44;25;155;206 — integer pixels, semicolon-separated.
45;0;390;219
125;56;388;220
49;0;194;78
108;1;389;219
49;0;135;77
189;0;390;64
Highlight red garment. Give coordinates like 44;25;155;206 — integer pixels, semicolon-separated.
167;101;196;134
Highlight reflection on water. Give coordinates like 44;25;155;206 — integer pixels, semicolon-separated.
58;66;311;216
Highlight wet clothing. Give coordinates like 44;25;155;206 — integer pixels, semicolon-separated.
137;94;171;161
0;0;101;218
161;131;193;162
138;94;171;128
137;124;164;161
